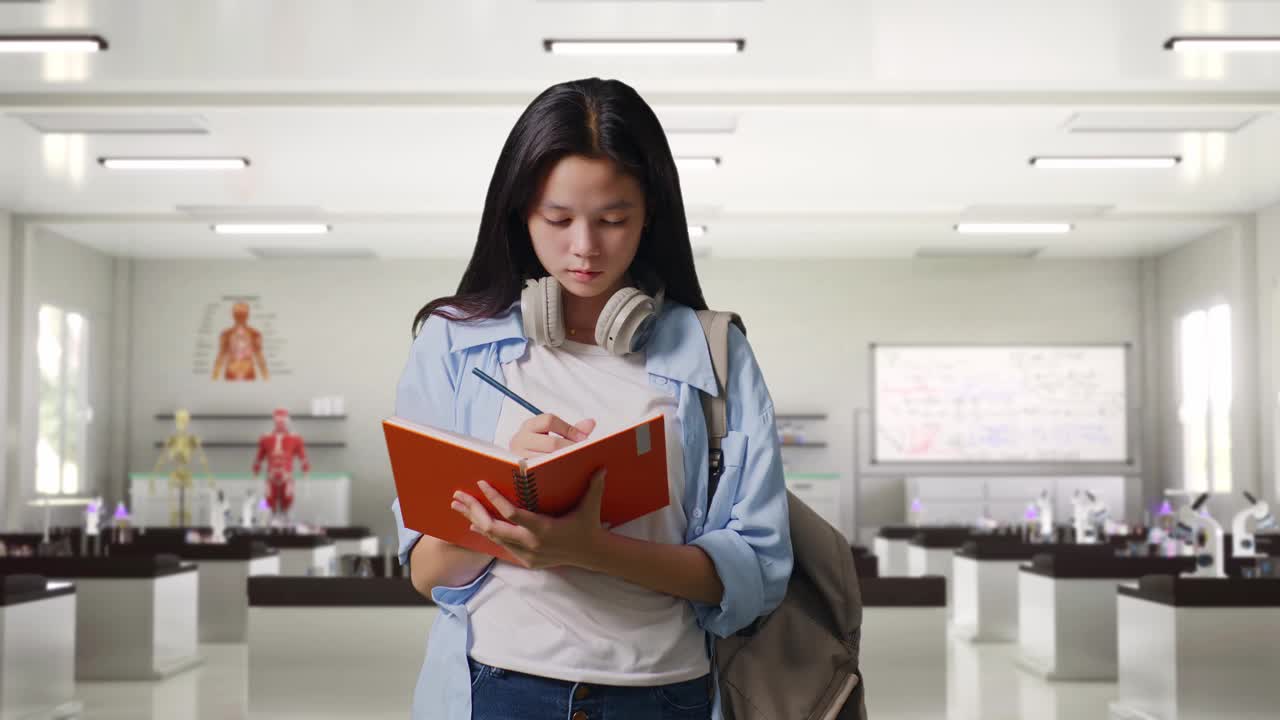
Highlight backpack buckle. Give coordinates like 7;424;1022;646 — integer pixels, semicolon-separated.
709;448;725;482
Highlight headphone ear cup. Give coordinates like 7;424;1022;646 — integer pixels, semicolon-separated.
520;277;565;347
520;279;543;344
542;276;565;347
594;287;639;353
596;287;656;355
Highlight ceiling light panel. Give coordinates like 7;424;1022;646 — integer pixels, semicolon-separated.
916;247;1043;259
0;35;107;53
100;157;248;170
1165;36;1280;53
213;224;331;235
1064;111;1258;134
12;113;209;135
955;223;1073;235
1030;156;1180;169
544;39;744;56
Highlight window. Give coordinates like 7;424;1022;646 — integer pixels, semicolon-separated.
35;305;90;495
1177;304;1232;493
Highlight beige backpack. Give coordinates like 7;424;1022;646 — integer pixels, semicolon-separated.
696;310;868;720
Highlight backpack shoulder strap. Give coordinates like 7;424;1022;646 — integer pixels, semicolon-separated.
695;309;744;504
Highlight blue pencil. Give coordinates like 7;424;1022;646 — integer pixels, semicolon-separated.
471;367;544;416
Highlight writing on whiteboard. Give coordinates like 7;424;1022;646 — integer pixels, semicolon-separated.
873;346;1128;462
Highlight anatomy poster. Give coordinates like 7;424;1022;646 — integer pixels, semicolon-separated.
193;296;292;380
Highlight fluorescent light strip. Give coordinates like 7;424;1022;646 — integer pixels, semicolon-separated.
213;224;331;236
688;225;708;238
1164;36;1280;53
1030;156;1180;169
0;35;108;53
544;39;744;56
675;157;722;171
954;223;1072;235
100;157;249;171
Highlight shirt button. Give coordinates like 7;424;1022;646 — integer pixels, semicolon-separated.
694;525;703;536
574;685;590;701
693;509;703;518
655;377;668;385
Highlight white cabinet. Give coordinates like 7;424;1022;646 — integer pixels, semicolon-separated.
905;475;1129;525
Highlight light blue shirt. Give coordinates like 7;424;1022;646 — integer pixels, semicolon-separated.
390;299;793;719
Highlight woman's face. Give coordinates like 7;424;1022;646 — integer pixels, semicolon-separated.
527;154;645;299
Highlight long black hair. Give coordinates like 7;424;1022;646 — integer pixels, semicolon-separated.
413;77;707;336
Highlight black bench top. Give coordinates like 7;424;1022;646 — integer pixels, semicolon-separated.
861;577;947;607
0;574;76;606
1118;575;1280;607
956;540;1050;561
226;530;335;549
0;554;196;579
248;576;434;607
1025;553;1196;579
853;553;879;579
876;526;924;540
322;526;376;539
111;539;279;561
909;528;979;548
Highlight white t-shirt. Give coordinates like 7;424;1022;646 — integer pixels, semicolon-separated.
465;339;710;686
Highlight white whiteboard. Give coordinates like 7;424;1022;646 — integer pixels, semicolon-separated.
872;345;1129;463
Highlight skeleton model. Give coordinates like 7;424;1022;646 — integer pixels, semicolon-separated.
153;409;212;526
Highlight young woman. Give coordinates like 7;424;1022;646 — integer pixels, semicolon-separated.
391;78;792;720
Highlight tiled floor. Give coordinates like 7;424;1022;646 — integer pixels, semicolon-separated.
72;637;1120;719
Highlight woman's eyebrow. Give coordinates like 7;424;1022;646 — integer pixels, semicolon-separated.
542;200;636;212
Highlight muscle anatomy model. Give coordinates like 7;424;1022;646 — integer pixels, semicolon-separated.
253;408;310;525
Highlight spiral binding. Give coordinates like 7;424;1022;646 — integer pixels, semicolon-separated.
513;468;540;514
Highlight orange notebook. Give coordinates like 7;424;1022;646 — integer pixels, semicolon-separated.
383;412;669;563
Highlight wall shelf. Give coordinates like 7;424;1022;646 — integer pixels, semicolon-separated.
155;413;347;421
781;441;828;448
777;413;827;420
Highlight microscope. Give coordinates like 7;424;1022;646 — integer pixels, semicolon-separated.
1173;493;1226;578
908;497;925;526
1072;491;1107;544
1031;490;1054;541
1231;491;1277;559
210;490;230;543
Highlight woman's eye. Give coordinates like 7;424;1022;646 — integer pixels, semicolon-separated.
601;218;627;226
545;217;571;227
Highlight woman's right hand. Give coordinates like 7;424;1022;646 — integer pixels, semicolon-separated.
509;413;596;457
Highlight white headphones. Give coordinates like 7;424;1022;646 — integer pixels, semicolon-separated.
521;274;665;356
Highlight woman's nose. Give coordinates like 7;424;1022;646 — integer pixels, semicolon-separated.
569;224;601;256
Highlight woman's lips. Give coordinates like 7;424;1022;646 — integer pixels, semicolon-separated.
569;270;602;282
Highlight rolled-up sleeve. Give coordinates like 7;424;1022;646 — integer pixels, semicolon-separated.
691;325;793;637
390;314;458;566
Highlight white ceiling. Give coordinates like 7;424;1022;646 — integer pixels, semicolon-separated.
3;0;1280;258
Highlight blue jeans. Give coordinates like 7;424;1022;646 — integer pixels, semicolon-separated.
468;658;713;720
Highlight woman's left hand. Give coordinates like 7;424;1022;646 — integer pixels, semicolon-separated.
451;468;608;570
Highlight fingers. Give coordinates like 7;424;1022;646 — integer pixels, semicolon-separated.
574;418;597;437
480;519;540;550
452;487;541;550
453;484;542;545
476;481;542;530
583;468;607;508
527;414;589;442
451;490;493;532
519;433;574;454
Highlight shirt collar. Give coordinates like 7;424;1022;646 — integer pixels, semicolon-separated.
445;301;719;397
